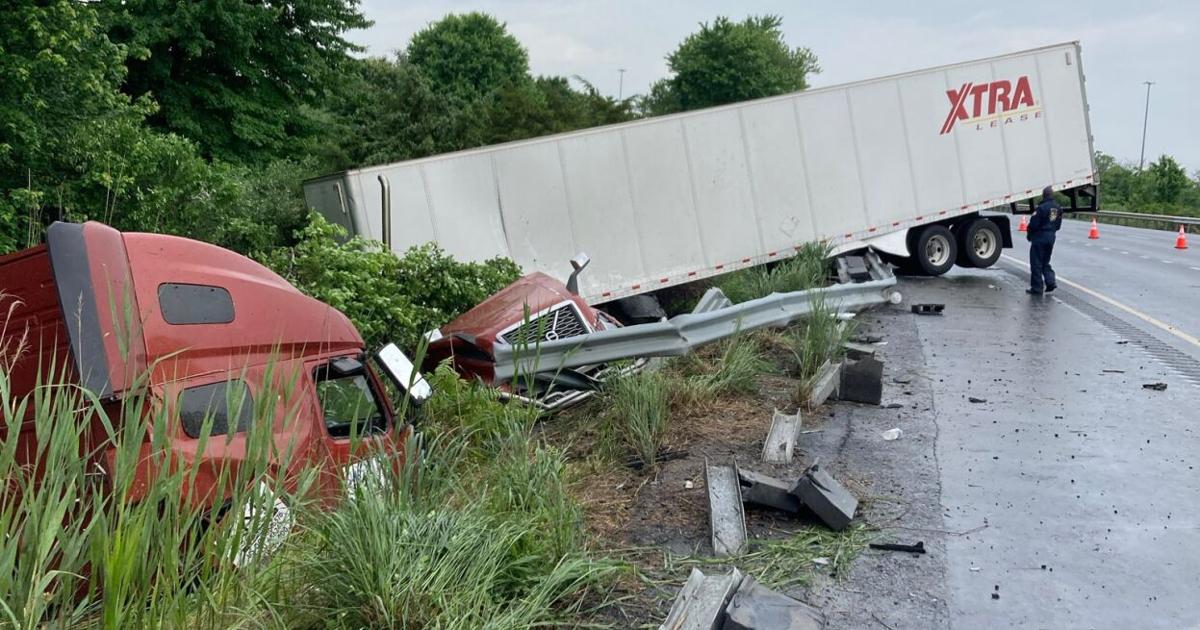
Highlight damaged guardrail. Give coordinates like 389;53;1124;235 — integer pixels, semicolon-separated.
493;273;899;382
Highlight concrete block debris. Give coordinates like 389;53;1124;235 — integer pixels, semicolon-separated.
762;408;802;464
722;575;825;630
838;356;883;405
693;287;734;314
841;340;877;360
738;468;801;514
705;459;747;556
791;464;858;531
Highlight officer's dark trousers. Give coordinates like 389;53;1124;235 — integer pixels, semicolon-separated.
1029;238;1056;292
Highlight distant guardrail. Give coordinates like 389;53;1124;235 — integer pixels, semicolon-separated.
1065;210;1200;232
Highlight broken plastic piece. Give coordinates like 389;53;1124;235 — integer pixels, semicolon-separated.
869;541;926;554
910;303;945;315
881;428;903;441
1142;382;1168;391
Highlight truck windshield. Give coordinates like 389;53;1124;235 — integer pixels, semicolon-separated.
314;367;385;438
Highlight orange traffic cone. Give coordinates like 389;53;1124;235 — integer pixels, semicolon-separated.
1176;225;1189;250
1088;219;1100;240
1018;215;1028;232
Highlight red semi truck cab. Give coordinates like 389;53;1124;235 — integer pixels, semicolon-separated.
0;221;427;513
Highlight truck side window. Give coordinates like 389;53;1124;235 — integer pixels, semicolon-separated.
179;380;253;438
314;368;385;438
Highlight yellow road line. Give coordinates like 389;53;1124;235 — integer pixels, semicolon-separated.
1000;254;1200;349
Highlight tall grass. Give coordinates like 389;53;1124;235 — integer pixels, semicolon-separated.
671;333;772;403
0;349;306;628
789;296;856;402
717;242;830;304
600;371;670;469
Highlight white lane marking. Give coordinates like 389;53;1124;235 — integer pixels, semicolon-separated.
1161;260;1172;265
1102;247;1111;251
1192;267;1200;272
1140;255;1150;260
1120;251;1131;255
1001;254;1200;349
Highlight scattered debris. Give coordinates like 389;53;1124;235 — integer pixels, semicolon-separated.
738;468;801;514
806;361;842;410
850;333;884;344
685;480;695;489
968;396;987;404
705;459;748;556
1102;369;1125;374
892;374;913;384
811;557;830;566
762;409;802;464
869;541;926;554
791;463;858;531
839;356;884;405
722;574;826;630
882;403;903;409
693;287;734;314
660;567;743;630
910;303;945;315
841;340;877;360
880;428;903;441
1143;382;1168;391
661;570;825;630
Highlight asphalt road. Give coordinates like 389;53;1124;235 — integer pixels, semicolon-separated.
1004;220;1200;360
803;226;1200;628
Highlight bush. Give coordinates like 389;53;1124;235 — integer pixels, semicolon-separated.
789;297;855;400
260;214;522;351
671;334;772;403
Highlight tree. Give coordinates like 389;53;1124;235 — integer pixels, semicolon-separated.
407;12;529;101
319;56;464;169
99;0;371;163
467;76;635;145
641;15;819;115
1146;155;1190;205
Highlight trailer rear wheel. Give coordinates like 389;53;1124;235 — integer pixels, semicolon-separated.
911;225;957;276
956;218;1002;268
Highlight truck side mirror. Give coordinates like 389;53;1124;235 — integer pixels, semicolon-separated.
566;252;590;296
375;343;432;405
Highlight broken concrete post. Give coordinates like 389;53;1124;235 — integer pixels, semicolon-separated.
790;463;858;531
721;575;826;630
761;408;802;464
705;459;747;556
838;356;883;405
693;287;734;314
660;567;745;630
738;468;801;513
805;361;841;410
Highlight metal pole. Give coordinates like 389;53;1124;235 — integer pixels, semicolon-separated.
1138;81;1154;170
618;68;626;100
377;175;391;249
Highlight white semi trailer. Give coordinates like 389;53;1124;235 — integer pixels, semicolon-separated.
303;42;1097;305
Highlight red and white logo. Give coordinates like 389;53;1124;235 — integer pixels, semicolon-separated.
940;76;1040;135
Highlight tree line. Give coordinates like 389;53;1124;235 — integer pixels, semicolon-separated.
0;4;817;256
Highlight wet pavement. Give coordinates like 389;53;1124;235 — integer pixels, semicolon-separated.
904;264;1200;628
808;259;1199;629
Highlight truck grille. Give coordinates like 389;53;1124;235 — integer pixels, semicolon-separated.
500;304;590;346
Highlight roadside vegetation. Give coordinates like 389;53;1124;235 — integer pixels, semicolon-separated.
717;242;831;304
0;356;621;627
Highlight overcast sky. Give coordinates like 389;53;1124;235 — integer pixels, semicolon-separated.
350;0;1199;172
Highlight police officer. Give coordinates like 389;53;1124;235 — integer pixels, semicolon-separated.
1026;185;1062;295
